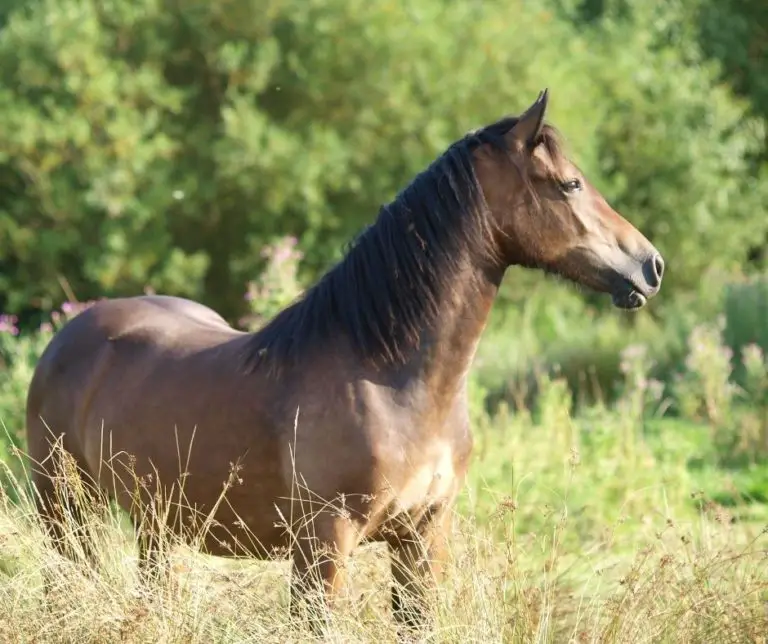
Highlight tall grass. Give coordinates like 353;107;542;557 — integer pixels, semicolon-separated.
0;242;766;642
0;410;768;643
1;333;767;642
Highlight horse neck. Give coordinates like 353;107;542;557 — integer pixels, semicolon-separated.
401;256;504;410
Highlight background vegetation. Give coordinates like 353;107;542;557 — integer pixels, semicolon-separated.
0;0;766;641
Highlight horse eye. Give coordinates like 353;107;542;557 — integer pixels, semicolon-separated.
559;179;582;194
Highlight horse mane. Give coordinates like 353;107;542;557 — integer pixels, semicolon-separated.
241;117;564;374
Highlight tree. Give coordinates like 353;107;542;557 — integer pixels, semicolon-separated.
0;0;764;324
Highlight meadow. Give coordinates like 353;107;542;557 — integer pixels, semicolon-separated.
0;0;766;640
0;242;766;643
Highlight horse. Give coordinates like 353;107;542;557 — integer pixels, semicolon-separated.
25;89;664;636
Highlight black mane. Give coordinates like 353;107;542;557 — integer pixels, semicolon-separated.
241;116;544;373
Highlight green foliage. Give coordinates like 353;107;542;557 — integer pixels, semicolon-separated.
477;269;768;418
579;1;767;297
0;318;50;461
737;343;768;460
0;303;99;491
723;273;768;365
694;0;768;271
0;0;764;323
695;0;768;125
464;349;767;544
672;317;736;429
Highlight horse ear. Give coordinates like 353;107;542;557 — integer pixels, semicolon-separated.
508;89;549;149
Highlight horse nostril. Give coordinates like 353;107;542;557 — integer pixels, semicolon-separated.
645;253;664;288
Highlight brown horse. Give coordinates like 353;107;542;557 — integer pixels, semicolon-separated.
25;90;664;634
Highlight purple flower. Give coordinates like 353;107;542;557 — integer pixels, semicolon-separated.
59;300;98;319
0;314;19;336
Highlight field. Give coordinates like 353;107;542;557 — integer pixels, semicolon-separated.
0;301;766;643
0;0;766;640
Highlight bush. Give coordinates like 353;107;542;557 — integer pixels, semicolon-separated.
0;0;764;324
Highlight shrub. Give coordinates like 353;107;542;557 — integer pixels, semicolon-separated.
0;0;764;324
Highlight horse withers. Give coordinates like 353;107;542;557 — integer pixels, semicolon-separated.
25;89;664;635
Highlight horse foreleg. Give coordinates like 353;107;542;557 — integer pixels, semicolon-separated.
288;510;359;635
388;507;450;638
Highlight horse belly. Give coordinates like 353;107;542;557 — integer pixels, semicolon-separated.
102;434;292;558
80;381;289;555
195;491;293;560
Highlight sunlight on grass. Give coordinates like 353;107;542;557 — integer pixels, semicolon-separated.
1;393;766;643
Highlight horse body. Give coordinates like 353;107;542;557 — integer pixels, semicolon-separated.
27;293;476;558
26;90;665;635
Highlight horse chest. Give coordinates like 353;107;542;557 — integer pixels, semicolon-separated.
361;381;472;517
387;438;459;513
